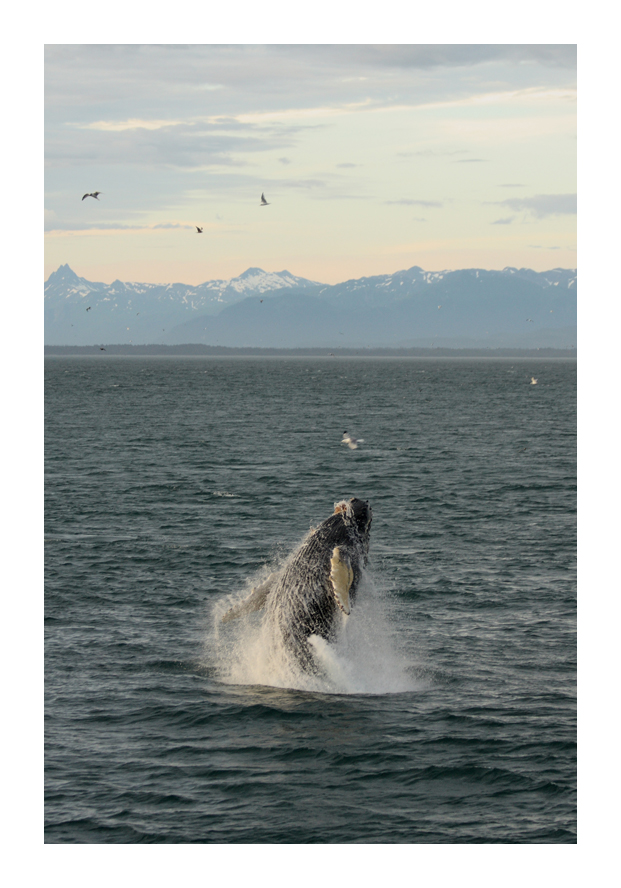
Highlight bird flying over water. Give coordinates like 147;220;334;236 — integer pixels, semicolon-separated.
196;226;203;233
86;306;91;311
82;192;101;200
260;193;270;206
531;377;538;385
100;347;106;351
342;432;364;450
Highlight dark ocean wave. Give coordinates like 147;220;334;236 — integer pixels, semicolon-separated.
45;357;576;843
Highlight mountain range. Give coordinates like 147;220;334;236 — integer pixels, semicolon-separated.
44;264;577;349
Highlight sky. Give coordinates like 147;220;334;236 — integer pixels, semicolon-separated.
44;44;577;285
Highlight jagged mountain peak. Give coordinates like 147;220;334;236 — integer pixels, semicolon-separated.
46;263;80;282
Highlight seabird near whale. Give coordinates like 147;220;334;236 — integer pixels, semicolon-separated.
260;193;270;206
342;432;363;450
82;192;102;200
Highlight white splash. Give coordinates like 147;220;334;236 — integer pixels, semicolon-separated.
210;570;422;696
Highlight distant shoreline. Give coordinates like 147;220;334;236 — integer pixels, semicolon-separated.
44;344;577;358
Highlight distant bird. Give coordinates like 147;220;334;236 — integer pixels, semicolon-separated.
342;431;364;450
86;306;91;311
82;192;101;201
260;299;263;303
100;347;106;351
438;305;442;309
531;377;538;385
196;226;203;233
526;318;534;322
260;193;270;206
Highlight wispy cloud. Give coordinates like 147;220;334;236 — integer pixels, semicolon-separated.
397;149;468;158
499;193;577;218
492;217;514;225
455;158;487;163
414;86;576;113
386;199;443;208
45;220;196;233
77;118;187;132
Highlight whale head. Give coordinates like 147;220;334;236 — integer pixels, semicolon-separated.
333;497;372;545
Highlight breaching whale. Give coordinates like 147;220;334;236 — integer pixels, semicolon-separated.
222;498;373;672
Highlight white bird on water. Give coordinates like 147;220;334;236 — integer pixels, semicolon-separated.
260;193;270;206
342;431;364;450
531;377;538;385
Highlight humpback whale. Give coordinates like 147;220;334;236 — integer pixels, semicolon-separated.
222;498;372;672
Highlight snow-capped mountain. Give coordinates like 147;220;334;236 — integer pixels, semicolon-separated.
44;263;577;348
44;264;322;345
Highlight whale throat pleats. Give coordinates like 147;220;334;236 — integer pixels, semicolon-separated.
329;547;354;615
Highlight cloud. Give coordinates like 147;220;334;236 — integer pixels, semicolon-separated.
499;193;577;218
45;46;576;131
455;158;487;163
492;217;514;225
46;117;307;169
336;163;358;168
499;183;526;188
528;244;563;250
397;149;468;158
385;199;443;208
278;45;577;71
79;118;187;132
44;220;195;233
278;157;292;165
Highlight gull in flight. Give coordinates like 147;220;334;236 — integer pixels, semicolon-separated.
196;226;203;233
526;318;534;322
260;193;270;206
82;192;102;200
86;306;91;311
531;377;538;385
342;431;364;450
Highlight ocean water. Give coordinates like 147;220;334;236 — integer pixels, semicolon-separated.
44;356;576;843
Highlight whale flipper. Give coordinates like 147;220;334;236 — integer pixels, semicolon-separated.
329;546;354;615
222;573;278;622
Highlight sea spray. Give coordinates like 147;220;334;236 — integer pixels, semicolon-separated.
211;569;420;695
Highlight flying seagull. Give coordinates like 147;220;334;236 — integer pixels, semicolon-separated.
100;347;106;351
82;192;101;200
531;377;538;385
86;306;91;311
260;193;270;206
196;226;203;233
342;432;364;450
